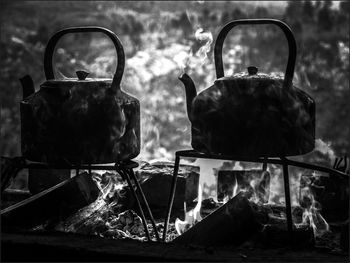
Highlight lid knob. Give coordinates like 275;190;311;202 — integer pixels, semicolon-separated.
247;66;258;75
76;70;89;80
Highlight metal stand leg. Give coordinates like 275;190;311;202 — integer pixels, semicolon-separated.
129;168;161;242
116;166;151;241
262;156;268;171
282;158;293;239
162;154;180;242
88;164;92;176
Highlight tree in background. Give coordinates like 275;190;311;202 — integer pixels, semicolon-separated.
0;1;348;160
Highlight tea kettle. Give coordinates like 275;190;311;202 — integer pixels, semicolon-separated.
20;27;140;164
179;19;315;157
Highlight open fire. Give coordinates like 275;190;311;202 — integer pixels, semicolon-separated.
29;139;342;250
173;161;331;240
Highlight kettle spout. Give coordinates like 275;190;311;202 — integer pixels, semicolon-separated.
20;75;35;99
179;73;197;121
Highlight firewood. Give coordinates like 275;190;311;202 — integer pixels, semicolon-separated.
1;172;99;229
130;162;199;211
173;192;262;246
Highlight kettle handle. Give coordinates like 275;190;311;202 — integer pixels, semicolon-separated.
214;19;296;90
44;26;125;89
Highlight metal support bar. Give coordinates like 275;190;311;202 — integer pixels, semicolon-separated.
162;155;180;242
281;158;293;238
116;166;151;241
171;150;348;178
88;164;92;176
5;155;347;178
262;156;268;171
129;168;160;242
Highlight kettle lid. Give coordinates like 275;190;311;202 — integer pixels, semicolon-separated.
41;70;113;88
215;66;286;84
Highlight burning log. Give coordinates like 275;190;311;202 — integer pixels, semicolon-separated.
173;192;262;247
1;172;99;229
127;162;199;213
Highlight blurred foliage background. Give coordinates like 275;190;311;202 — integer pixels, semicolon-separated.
0;1;349;162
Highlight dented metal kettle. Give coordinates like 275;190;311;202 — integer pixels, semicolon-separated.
20;27;140;164
179;19;315;157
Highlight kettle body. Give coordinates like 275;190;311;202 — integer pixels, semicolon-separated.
179;19;315;157
20;27;140;164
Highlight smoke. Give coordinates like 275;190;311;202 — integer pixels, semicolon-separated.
298;172;330;237
314;138;336;161
193;28;213;66
175;10;213;73
181;27;213;73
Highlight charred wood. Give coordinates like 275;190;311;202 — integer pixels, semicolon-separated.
126;162;199;216
173;192;262;247
1;172;99;229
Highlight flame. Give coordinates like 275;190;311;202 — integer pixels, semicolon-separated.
232;175;239;198
297;172;329;237
90;170;125;200
175;184;203;235
193;158;225;201
248;171;270;204
267;166;289;205
223;175;239;204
